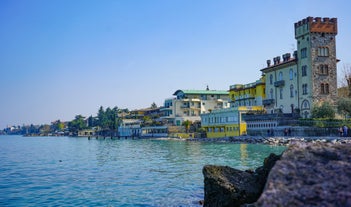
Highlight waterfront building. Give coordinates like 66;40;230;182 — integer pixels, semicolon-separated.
161;88;230;126
118;119;142;137
229;76;266;108
200;106;263;138
140;126;168;138
261;16;338;118
127;107;164;120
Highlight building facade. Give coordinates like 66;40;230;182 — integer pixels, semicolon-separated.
161;88;230;126
229;76;266;108
200;106;263;138
261;16;338;118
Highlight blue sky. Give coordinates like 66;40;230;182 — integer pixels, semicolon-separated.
0;0;350;129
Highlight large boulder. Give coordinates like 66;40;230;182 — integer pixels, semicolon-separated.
203;153;280;207
255;142;351;206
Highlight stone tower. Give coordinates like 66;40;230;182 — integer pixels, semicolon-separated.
294;17;338;118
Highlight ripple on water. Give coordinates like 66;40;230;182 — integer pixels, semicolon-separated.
0;136;285;206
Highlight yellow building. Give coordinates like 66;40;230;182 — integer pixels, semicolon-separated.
200;106;263;138
229;76;266;108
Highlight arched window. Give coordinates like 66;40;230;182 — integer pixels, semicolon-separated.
289;69;293;80
290;84;294;97
321;83;325;94
318;47;329;57
302;100;310;109
270;88;274;99
280;88;283;99
319;64;329;75
325;83;329;94
269;74;273;85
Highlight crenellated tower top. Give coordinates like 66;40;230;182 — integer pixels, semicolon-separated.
295;16;337;38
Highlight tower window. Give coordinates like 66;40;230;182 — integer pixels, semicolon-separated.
321;83;330;94
318;47;329;57
319;64;329;75
302;65;307;77
302;84;308;95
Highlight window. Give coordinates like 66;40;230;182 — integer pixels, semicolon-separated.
318;47;329;57
289;69;293;80
269;74;273;85
319;64;329;75
301;48;307;58
302;100;310;109
302;84;308;95
302;65;307;76
270;89;274;99
290;85;294;97
278;72;283;81
280;88;283;99
321;83;330;94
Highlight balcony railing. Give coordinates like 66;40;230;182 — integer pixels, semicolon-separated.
262;99;275;105
274;80;285;87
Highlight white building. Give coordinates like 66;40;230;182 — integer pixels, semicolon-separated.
118;119;142;137
161;88;230;126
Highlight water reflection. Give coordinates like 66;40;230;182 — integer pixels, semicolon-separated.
240;144;248;167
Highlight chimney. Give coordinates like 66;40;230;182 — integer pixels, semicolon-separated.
276;56;281;64
293;51;297;59
286;53;291;60
267;60;271;67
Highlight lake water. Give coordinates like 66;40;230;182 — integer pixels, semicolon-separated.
0;135;285;207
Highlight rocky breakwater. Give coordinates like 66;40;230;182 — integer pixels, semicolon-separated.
202;153;280;207
203;141;351;207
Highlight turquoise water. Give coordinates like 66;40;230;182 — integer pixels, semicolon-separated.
0;135;285;207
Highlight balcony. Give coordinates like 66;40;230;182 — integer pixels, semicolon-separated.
274;80;285;87
263;99;275;106
236;94;254;101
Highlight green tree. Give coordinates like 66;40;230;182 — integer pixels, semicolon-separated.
311;102;335;119
182;120;192;133
142;116;152;126
337;98;351;119
96;106;120;136
97;106;108;129
68;115;87;134
40;124;51;134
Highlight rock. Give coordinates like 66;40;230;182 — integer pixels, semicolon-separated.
202;153;281;207
254;142;351;207
203;165;259;207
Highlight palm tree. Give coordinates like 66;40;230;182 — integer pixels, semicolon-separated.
182;120;192;133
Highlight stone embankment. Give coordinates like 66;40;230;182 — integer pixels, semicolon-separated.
187;136;351;146
202;141;351;207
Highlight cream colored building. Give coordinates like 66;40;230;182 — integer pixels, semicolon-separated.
161;89;230;126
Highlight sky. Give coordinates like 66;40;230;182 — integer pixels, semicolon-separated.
0;0;350;129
